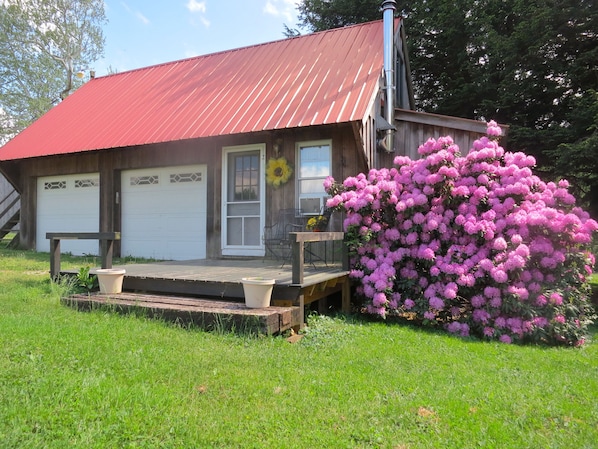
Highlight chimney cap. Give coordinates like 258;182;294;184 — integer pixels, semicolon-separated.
381;0;397;9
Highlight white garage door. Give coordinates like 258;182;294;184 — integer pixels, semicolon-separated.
36;173;100;255
121;165;207;260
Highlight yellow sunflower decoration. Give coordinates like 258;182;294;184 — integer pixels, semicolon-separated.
265;157;293;188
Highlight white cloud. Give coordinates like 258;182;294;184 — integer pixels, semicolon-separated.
186;0;210;28
121;2;151;25
184;50;198;59
135;11;150;25
263;0;297;23
186;0;207;13
263;1;277;15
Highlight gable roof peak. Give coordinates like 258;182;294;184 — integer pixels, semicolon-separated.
0;19;394;161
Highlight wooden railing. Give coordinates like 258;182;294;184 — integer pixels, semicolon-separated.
289;231;348;284
46;232;121;278
287;231;351;317
0;188;19;238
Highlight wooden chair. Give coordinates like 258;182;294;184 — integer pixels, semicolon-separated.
263;208;304;262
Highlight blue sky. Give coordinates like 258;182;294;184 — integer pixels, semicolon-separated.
95;0;299;75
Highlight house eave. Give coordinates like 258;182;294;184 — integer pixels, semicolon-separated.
395;109;509;135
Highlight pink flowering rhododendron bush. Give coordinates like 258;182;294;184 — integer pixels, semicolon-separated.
325;122;597;346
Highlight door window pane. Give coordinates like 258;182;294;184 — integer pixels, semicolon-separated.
229;153;259;201
227;217;243;245
228;203;260;216
244;217;261;246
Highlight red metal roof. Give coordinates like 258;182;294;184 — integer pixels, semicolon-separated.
0;19;394;161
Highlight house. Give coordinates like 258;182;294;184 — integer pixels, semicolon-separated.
0;2;493;261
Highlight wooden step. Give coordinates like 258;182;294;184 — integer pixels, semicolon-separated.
62;292;302;335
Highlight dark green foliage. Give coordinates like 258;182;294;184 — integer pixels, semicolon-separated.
293;0;598;216
294;0;382;33
545;91;598;217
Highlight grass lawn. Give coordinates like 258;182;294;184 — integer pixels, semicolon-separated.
1;248;597;448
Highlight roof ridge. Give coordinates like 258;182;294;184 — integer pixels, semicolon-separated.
98;19;385;79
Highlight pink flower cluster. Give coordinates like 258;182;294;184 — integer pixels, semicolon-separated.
326;122;597;346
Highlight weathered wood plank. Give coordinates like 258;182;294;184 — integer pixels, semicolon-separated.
63;292;301;335
46;232;121;240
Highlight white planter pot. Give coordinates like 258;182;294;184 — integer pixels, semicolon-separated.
241;277;275;308
96;268;126;294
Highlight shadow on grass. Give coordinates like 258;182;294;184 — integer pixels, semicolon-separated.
316;308;598;348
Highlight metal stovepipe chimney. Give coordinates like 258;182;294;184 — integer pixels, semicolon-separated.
381;0;396;152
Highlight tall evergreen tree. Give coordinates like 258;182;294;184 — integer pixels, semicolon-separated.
292;0;598;215
294;0;382;32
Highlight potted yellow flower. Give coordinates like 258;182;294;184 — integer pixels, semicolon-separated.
306;215;328;231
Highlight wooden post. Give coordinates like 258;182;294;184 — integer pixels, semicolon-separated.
100;239;115;269
49;237;61;279
293;293;305;332
291;239;305;284
341;276;351;313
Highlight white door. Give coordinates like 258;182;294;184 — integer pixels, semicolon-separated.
222;145;266;257
121;165;207;260
36;174;100;255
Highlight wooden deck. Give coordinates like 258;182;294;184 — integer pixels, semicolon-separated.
102;258;350;307
59;258;351;332
57;232;351;334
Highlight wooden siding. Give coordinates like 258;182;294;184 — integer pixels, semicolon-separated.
361;115;377;170
245;123;364;242
376;109;506;168
12;123;365;256
7;108;504;256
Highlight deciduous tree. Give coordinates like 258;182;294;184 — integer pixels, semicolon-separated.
0;0;106;142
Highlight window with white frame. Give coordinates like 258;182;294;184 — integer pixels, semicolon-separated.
297;140;331;215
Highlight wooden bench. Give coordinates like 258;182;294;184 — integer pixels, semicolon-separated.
46;232;121;279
